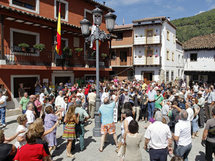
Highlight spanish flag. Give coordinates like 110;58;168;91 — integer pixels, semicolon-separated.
55;4;62;56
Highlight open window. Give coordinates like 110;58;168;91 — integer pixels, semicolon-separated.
55;0;68;21
10;28;40;56
10;0;39;13
190;53;197;61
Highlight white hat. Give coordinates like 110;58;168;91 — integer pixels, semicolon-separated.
198;91;203;95
77;93;82;97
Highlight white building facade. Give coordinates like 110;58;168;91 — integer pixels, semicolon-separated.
132;17;184;83
183;33;215;84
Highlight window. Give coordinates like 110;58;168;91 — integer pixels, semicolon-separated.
116;32;123;41
167;31;170;40
178;69;180;77
61;38;68;49
173;35;176;44
172;52;174;61
178;55;180;61
146;48;153;57
166;50;169;60
73;37;80;48
171;71;174;81
85;9;93;25
54;0;68;21
166;71;169;82
190;53;197;61
10;28;39;55
120;51;127;62
10;0;39;13
146;29;153;37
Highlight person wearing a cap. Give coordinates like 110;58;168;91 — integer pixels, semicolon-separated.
202;107;215;161
147;86;157;120
173;110;192;161
144;111;172;160
87;89;96;119
98;91;120;152
204;87;215;121
75;100;89;151
55;91;64;111
0;91;7;127
197;91;205;128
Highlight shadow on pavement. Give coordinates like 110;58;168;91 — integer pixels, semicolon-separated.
195;151;205;161
73;136;96;153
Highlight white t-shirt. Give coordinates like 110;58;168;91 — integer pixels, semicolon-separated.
186;108;194;121
55;95;64;109
144;121;172;149
174;120;192;146
14;125;27;148
0;95;7;107
121;116;133;143
26;110;35;124
162;104;170;116
39;93;45;104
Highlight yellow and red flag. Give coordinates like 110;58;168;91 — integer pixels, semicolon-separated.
55;4;62;56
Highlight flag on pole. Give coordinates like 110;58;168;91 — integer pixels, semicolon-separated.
55;3;62;56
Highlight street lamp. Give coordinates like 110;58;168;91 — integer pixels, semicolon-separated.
80;7;116;137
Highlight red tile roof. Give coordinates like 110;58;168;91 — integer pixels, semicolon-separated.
183;33;215;50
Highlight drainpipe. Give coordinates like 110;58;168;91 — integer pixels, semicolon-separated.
0;14;4;59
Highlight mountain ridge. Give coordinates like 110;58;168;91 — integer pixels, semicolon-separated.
171;8;215;42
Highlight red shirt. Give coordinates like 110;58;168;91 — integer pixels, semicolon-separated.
14;144;48;161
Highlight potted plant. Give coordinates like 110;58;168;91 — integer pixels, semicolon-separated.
74;48;83;56
18;43;29;52
63;47;73;58
101;53;107;59
33;43;45;52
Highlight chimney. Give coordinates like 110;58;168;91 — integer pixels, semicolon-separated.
103;1;106;5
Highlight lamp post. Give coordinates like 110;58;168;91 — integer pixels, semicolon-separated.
80;7;116;137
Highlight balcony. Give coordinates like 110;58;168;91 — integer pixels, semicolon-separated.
133;55;160;66
134;35;160;45
0;46;110;68
3;46;52;66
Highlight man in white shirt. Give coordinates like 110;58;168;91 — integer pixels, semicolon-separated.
172;102;194;122
0;91;7;127
87;89;96;119
173;110;192;161
55;91;64;111
144;111;172;161
25;103;35;126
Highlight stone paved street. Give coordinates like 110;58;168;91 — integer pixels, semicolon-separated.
3;115;206;161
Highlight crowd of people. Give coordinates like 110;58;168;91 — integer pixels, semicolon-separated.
0;78;215;161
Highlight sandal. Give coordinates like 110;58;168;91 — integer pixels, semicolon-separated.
98;148;103;152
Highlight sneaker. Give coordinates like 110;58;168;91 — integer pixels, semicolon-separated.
2;124;6;128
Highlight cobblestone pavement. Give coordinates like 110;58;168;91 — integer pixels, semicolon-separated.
3;115;206;161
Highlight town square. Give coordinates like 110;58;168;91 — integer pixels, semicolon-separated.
0;0;215;161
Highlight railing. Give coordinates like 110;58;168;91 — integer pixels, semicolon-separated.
134;35;160;45
0;46;110;68
1;46;52;66
133;55;160;65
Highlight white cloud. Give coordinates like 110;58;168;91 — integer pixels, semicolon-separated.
195;11;205;15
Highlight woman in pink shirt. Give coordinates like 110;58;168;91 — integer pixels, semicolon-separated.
34;94;42;116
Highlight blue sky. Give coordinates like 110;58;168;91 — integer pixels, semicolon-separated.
97;0;215;25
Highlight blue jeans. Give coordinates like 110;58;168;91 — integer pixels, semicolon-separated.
0;107;6;124
175;143;192;161
148;102;155;120
149;147;168;161
76;123;85;151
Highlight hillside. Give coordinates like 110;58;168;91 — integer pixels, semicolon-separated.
171;9;215;42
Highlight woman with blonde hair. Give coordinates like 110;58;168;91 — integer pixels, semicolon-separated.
63;105;79;158
14;114;28;148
